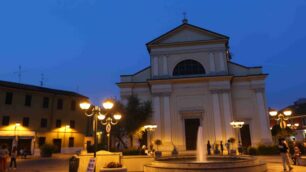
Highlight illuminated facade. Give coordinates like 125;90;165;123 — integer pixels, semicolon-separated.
0;80;89;154
118;21;272;151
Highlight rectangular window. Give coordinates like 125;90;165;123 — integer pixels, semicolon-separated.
5;92;13;105
38;137;46;147
70;120;75;129
56;119;61;128
42;97;49;108
2;116;10;126
68;137;74;147
40;118;48;128
70;100;76;111
57;99;63;110
303;118;306;126
22;117;29;127
25;95;32;107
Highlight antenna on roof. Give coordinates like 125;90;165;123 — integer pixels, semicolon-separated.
14;65;23;83
40;73;45;87
76;85;79;92
182;12;188;24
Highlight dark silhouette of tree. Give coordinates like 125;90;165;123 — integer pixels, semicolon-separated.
113;95;152;149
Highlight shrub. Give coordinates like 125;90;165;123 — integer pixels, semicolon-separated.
228;137;236;144
40;144;56;157
154;139;162;151
256;145;279;155
105;162;122;168
122;148;142;155
247;147;257;155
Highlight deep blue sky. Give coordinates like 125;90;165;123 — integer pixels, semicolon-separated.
1;0;306;108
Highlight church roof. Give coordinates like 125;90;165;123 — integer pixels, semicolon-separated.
146;23;229;51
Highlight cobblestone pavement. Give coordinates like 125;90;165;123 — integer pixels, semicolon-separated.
5;154;306;172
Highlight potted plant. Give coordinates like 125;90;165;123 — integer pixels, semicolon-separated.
100;162;127;172
171;143;178;157
154;139;162;158
40;144;56;157
228;137;236;155
214;143;220;155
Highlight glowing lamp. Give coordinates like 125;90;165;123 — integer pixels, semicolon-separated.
102;100;114;110
269;110;278;117
113;113;122;120
98;114;106;120
80;102;91;110
283;110;292;116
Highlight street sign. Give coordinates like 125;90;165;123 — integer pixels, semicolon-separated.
86;158;96;172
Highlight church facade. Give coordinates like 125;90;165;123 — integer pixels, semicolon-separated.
117;21;272;151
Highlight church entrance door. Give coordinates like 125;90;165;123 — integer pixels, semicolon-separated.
184;118;200;150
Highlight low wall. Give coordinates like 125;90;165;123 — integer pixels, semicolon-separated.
121;156;154;172
78;151;121;172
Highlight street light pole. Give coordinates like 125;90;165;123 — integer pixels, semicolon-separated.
230;121;244;143
269;108;292;129
144;125;157;154
98;100;122;151
80;99;122;154
63;125;70;150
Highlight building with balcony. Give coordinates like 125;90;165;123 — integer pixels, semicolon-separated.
0;80;90;154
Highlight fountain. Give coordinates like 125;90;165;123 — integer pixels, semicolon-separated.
196;126;206;162
144;126;267;172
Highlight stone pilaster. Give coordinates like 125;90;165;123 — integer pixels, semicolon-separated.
163;96;172;142
211;91;223;141
162;56;168;75
152;96;161;139
254;88;272;144
209;52;216;72
152;56;159;77
222;91;234;140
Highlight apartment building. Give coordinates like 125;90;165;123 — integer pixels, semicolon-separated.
0;80;90;154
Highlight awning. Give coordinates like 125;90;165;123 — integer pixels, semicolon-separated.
0;130;35;137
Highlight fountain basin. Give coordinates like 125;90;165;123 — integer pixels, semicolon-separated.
144;156;267;172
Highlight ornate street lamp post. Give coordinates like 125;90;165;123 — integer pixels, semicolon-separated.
144;125;157;153
230;121;244;143
14;123;20;138
80;99;122;156
98;99;122;151
287;123;299;130
63;125;70;149
269;108;292;129
13;123;20;148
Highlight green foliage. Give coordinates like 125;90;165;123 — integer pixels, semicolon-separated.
154;139;162;146
122;148;145;155
271;125;294;138
115;95;152;136
105;162;122;168
40;144;56;157
256;145;279;155
154;139;162;151
228;137;236;144
247;147;257;155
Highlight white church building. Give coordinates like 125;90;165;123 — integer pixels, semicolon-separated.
117;20;272;151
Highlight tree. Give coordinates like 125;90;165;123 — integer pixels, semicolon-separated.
271;124;294;143
113;95;152;148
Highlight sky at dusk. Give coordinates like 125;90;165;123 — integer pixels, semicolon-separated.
0;0;306;108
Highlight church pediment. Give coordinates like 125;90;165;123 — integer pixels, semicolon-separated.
146;23;229;48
